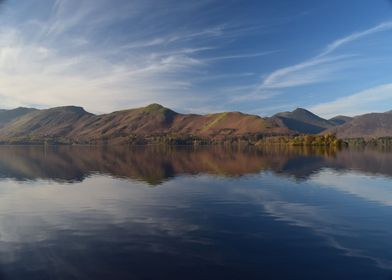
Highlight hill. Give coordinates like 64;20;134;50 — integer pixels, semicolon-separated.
0;107;38;127
2;104;392;144
329;115;353;125
0;106;94;141
0;104;291;144
326;111;392;139
76;104;291;143
272;108;335;134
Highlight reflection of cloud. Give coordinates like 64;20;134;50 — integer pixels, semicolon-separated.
0;160;391;274
261;199;392;270
0;175;223;268
0;177;199;242
311;169;392;206
231;173;392;270
0;177;224;277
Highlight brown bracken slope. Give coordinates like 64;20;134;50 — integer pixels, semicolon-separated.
0;103;292;143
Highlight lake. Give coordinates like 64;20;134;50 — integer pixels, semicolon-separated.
0;145;391;279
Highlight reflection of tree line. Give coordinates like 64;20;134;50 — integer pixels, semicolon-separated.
0;145;391;184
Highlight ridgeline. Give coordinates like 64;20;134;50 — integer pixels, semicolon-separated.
0;104;391;146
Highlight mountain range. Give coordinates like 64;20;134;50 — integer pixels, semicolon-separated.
0;103;390;144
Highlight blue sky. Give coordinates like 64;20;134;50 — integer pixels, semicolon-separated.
0;0;391;118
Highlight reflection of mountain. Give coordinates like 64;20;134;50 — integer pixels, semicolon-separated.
326;148;392;177
255;147;392;180
0;146;281;184
0;146;391;278
1;146;392;184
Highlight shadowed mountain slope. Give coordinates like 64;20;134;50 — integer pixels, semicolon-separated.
272;108;335;134
329;115;353;126
0;106;95;140
327;111;392;139
0;107;38;127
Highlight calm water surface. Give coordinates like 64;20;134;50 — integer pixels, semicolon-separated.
0;145;391;279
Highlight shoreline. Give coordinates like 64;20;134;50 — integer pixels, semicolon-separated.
1;135;392;148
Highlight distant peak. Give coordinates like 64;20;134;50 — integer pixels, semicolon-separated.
8;107;38;112
56;105;85;111
48;106;90;115
145;103;164;110
274;108;316;118
142;103;178;115
15;106;35;110
330;115;352;120
293;108;312;114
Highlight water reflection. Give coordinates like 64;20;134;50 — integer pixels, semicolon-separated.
0;146;391;279
1;145;392;184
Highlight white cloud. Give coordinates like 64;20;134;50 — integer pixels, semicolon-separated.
310;83;392;118
205;51;277;61
318;21;392;57
0;1;226;112
260;55;351;89
258;21;392;91
0;27;200;112
0;0;281;113
2;1;391;115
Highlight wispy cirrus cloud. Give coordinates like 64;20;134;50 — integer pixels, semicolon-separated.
0;25;203;111
317;21;392;57
260;55;352;89
0;0;278;113
1;0;390;116
204;51;278;62
257;20;392;90
310;83;392;118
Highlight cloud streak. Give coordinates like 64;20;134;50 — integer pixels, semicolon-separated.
318;21;392;57
258;21;392;90
0;0;391;116
0;0;272;113
310;83;392;118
